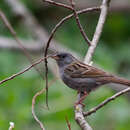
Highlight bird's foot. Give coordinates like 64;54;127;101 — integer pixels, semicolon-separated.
74;91;88;108
74;101;85;107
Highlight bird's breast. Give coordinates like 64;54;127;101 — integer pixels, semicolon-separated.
60;69;99;92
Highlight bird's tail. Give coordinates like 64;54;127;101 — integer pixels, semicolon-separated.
110;76;130;87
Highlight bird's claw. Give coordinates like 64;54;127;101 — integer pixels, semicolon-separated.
74;101;85;108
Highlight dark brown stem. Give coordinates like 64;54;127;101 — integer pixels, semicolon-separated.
44;0;72;10
65;116;71;130
32;88;46;130
32;78;57;130
0;56;50;85
69;0;91;46
84;87;130;117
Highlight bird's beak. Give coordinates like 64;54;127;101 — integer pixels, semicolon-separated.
51;54;59;60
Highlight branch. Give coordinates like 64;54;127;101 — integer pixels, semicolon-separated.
65;117;71;130
74;0;111;130
84;0;111;64
69;0;91;46
0;55;50;86
32;88;46;130
32;78;57;130
44;0;73;10
75;94;92;130
84;87;130;117
43;0;130;13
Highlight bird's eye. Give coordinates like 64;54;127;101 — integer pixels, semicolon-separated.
61;55;65;58
57;54;67;59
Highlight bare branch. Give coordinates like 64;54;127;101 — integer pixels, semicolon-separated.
0;55;50;86
69;0;91;46
65;117;71;130
84;0;111;64
44;0;73;10
50;0;130;12
74;0;111;129
32;88;46;130
75;94;92;130
84;87;130;117
32;78;57;130
44;59;49;109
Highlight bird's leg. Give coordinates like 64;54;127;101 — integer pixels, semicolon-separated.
75;91;88;107
78;91;88;106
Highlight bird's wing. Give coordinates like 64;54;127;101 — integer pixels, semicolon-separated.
64;61;112;78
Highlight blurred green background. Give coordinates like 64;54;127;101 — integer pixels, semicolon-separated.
0;0;130;130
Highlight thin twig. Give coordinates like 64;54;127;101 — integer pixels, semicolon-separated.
0;55;50;86
65;116;71;130
69;0;91;46
84;87;130;117
44;0;73;10
32;78;57;130
32;89;46;130
0;9;44;78
44;58;49;109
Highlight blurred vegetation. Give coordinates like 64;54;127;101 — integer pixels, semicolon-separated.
0;0;130;130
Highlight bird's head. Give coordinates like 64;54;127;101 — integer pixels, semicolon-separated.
51;52;76;67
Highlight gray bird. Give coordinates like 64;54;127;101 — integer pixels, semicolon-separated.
51;52;130;94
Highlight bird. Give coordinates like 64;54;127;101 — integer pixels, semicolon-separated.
51;52;130;103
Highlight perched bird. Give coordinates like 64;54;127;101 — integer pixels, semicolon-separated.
51;52;130;94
